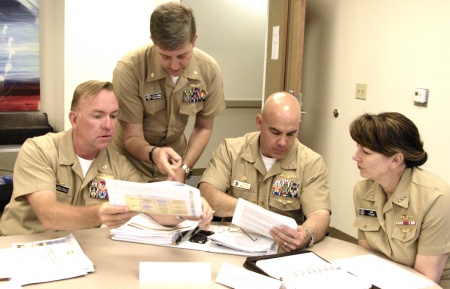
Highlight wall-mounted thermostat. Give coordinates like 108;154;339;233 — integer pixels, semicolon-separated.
413;88;428;107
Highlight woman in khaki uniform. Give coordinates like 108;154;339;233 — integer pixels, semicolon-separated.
350;112;450;288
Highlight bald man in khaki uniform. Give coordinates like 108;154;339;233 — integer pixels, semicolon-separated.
110;3;226;183
200;92;331;252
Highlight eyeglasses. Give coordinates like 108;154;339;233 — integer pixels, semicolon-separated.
226;224;258;242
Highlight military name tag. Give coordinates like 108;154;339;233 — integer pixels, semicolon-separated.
232;180;251;190
56;184;69;194
359;208;377;217
145;93;162;101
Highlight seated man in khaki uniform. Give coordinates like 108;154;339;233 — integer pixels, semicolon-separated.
0;80;213;236
199;92;331;252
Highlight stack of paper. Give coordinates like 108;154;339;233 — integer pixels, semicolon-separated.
110;213;197;245
208;229;275;254
0;234;94;286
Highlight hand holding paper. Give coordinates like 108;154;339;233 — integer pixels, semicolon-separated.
106;179;202;218
232;198;298;239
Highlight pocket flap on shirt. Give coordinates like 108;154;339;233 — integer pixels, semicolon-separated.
269;196;301;212
353;215;381;232
392;226;417;242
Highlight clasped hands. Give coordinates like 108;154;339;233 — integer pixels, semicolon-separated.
150;146;185;182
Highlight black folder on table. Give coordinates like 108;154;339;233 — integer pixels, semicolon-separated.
243;249;379;289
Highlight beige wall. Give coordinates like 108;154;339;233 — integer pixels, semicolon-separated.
301;0;450;237
36;0;262;170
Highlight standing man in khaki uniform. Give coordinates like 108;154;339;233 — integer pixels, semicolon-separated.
0;80;213;236
110;2;226;183
199;92;331;252
350;112;450;288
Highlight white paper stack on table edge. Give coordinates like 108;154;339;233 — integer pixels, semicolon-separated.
0;234;94;286
110;213;197;245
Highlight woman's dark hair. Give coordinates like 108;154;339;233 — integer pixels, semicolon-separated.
349;112;427;167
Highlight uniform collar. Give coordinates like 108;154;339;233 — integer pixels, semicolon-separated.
362;168;413;214
146;45;202;83
58;129;113;178
58;129;78;165
390;168;413;209
241;132;299;172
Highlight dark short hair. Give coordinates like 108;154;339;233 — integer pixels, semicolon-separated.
150;2;196;50
71;80;114;111
349;112;427;168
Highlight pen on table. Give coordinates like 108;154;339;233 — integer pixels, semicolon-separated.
172;230;189;245
190;226;200;237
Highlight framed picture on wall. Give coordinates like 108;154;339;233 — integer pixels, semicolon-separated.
0;0;40;111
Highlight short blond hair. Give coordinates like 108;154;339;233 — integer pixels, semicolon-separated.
71;80;114;111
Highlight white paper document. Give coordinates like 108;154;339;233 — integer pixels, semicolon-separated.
111;219;277;256
106;180;202;217
139;262;210;287
208;228;275;254
232;198;298;238
2;234;94;286
332;254;434;289
256;252;372;289
216;263;282;289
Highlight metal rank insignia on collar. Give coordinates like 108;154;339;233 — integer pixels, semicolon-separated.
183;85;207;102
271;179;299;198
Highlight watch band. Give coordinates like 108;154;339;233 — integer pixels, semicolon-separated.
181;164;192;179
304;228;316;247
148;146;158;164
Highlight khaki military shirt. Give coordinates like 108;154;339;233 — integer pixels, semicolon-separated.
110;44;226;181
353;167;450;287
0;130;143;236
200;132;331;224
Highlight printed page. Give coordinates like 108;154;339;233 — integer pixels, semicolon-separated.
232;198;298;238
256;252;371;289
216;263;282;289
332;254;434;289
106;179;202;217
9;234;94;285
